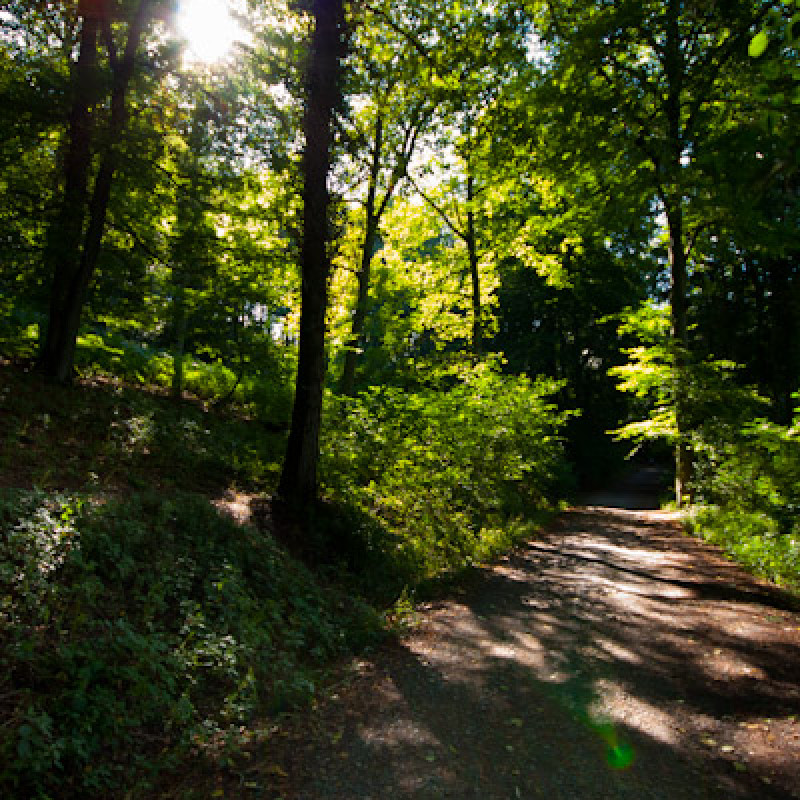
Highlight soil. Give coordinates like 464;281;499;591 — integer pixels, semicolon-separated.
247;468;800;799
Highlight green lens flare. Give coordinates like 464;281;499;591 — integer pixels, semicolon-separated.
606;742;635;769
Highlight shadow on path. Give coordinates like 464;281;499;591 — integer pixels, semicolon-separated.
259;473;800;799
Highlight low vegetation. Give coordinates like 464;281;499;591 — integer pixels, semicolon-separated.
0;488;380;798
0;352;570;797
321;364;571;599
688;414;800;590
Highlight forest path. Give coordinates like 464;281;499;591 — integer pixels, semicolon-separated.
261;473;800;799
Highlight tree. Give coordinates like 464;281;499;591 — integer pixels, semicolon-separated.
529;0;772;503
400;0;531;357
38;0;168;383
0;5;75;328
335;13;432;394
278;0;347;507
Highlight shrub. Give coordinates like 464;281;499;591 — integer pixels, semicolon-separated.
0;490;380;798
687;412;800;588
607;303;799;588
320;360;572;593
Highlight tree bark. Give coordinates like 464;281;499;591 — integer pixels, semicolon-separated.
38;0;151;383
665;200;692;505
466;166;481;355
664;0;692;507
171;280;187;399
340;108;421;394
38;4;99;381
340;115;383;396
408;153;483;356
278;0;345;508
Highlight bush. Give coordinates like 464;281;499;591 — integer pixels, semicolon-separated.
0;490;381;798
76;332;173;386
687;412;800;588
609;307;799;588
73;328;295;427
320;361;572;594
0;306;42;359
687;507;800;589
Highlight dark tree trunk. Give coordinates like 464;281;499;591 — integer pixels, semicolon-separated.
768;258;798;425
664;0;692;506
340;116;383;396
38;0;151;384
340;110;420;394
171;280;187;399
38;5;99;382
466;167;481;355
666;200;692;505
278;0;345;508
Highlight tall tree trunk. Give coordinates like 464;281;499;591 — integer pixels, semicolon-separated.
665;200;692;505
340;116;383;396
38;5;99;381
768;258;797;425
38;0;151;383
664;0;692;506
278;0;345;508
466;166;481;355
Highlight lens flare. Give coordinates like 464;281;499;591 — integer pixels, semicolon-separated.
178;0;244;64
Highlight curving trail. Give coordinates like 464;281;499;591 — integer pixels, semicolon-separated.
262;471;800;799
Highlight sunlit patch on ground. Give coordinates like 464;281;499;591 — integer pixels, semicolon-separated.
267;500;800;799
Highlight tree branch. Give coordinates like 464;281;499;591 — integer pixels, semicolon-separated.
406;170;468;242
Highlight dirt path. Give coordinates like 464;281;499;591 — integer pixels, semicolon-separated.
259;473;800;799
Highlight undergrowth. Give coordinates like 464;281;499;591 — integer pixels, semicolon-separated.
687;507;800;589
0;364;283;492
0;356;573;797
320;362;573;600
687;415;800;589
0;490;381;798
0;315;294;428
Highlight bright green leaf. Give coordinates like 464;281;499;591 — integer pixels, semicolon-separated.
748;31;769;58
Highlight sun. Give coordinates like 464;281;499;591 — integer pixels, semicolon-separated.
177;0;247;64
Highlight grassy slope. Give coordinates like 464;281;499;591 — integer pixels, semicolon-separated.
0;363;382;798
0;362;282;494
0;358;571;798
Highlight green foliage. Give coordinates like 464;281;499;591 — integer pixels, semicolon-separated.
609;304;766;450
73;328;294;426
321;360;572;597
748;0;800;75
0;363;284;493
2;0;798;791
0;307;41;359
76;332;174;386
608;303;678;445
493;242;648;487
0;490;381;798
748;30;770;58
612;305;799;587
688;505;800;590
687;409;800;589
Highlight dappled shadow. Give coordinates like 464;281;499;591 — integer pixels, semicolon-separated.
268;502;800;799
530;512;799;613
0;363;281;493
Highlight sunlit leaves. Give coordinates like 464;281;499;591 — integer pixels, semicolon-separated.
748;30;769;57
321;362;570;582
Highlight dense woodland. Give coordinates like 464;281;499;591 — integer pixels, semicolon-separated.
1;0;799;795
